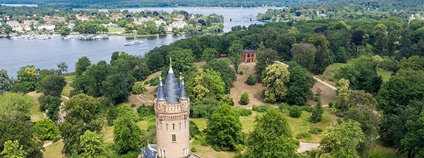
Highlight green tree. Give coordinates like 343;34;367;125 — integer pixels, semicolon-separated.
373;24;389;56
0;93;43;158
113;115;142;154
310;99;323;123
167;49;196;73
0;69;12;94
131;81;147;94
291;43;317;71
185;69;225;101
102;72;135;104
254;46;278;81
289;105;302;118
245;75;256;85
228;43;243;72
285;62;316;105
203;59;236;93
243;109;300;158
35;119;59;141
57;62;68;75
14;65;38;93
221;94;234;106
206;104;243;151
75;56;92;76
316;120;365;158
201;48;217;62
38;75;66;97
262;63;290;103
239;92;249;105
79;130;106;158
60;94;102;156
307;35;331;74
1;140;24;158
401;111;424;158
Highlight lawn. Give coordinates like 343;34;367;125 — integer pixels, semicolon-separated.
43;140;64;158
191;139;237;158
108;27;124;33
61;75;75;97
28;92;44;122
101;115;156;143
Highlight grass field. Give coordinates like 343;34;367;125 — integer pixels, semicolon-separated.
43;140;64;158
61;75;75;97
108;27;124;33
28;92;44;122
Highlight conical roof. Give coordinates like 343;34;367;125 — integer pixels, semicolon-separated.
179;77;188;100
157;76;166;101
164;66;179;104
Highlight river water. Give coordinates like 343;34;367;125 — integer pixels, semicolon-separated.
0;7;280;77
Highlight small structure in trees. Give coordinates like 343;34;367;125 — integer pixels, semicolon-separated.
242;50;256;63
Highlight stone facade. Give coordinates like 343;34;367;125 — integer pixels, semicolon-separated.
242;50;256;63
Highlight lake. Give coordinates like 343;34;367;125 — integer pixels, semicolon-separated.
0;7;280;77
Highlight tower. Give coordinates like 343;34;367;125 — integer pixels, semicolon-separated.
153;63;190;158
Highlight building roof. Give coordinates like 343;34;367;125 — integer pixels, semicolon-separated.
141;144;157;158
243;49;256;53
156;60;189;104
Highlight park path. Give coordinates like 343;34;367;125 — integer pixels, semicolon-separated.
42;95;69;149
312;76;337;91
298;142;320;153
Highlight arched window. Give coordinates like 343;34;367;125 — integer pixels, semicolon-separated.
172;123;175;130
179;122;182;130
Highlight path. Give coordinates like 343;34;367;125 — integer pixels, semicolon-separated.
43;95;69;149
298;142;320;153
313;76;337;91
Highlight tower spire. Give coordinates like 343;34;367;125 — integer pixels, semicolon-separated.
179;77;188;100
157;75;166;101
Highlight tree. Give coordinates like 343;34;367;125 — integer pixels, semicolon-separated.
185;69;225;101
373;24;389;56
14;65;38;93
0;93;43;158
57;62;68;75
289;105;302;118
0;69;12;94
102;72;135;104
401;110;424;158
254;46;278;80
206;104;244;151
291;43;317;71
307;35;330;74
262;63;290;103
201;48;217;62
1;140;24;158
310;99;323;123
228;43;243;72
60;94;102;156
203;59;236;93
316;120;365;158
38;75;66;97
167;49;196;73
75;56;91;76
285;62;316;105
79;130;106;158
131;81;147;94
35;119;59;140
245;75;256;85
239;92;249;105
113;115;142;154
221;94;234;106
243;109;300;158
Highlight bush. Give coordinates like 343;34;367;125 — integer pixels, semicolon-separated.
238;71;243;75
191;147;197;152
149;76;159;86
310;100;323;123
328;101;334;108
132;81;147;94
239;92;250;105
35;119;60;140
278;102;290;113
302;105;313;112
137;105;154;118
289;105;302;118
222;94;234;106
379;59;399;72
245;75;256;85
296;132;312;140
52;136;61;142
233;107;252;116
252;104;273;112
309;127;323;134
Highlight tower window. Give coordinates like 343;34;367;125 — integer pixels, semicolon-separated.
179;122;182;130
173;123;175;130
172;134;176;142
166;123;168;131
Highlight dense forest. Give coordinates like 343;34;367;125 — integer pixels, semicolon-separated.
0;0;321;8
1;0;424;157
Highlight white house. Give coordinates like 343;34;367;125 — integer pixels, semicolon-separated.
171;21;187;29
6;20;20;28
37;24;55;31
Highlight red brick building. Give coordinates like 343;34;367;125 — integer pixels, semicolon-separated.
242;50;256;63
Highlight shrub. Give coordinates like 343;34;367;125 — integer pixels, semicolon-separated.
191;147;197;152
222;94;234;106
289;105;302;118
35;119;60;140
296;132;312;140
132;81;147;94
52;136;61;142
309;127;323;134
137;105;154;118
302;105;313;112
328;101;334;108
252;104;258;111
379;59;399;72
238;71;243;75
239;92;250;105
245;75;256;85
233;106;252;116
253;104;273;112
279;102;290;113
149;76;159;86
310;99;323;123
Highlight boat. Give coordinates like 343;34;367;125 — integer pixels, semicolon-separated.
124;42;131;46
131;40;143;45
161;41;166;45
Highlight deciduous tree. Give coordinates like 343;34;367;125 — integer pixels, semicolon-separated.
1;140;24;158
79;130;106;158
201;48;217;62
38;75;66;97
262;63;290;103
114;115;142;154
228;43;243;72
0;69;12;94
203;59;236;93
291;43;317;71
75;56;91;76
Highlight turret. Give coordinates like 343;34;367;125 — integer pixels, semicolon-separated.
157;76;166;101
164;59;179;104
179;77;188;101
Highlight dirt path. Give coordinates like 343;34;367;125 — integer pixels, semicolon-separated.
313;76;337;91
298;142;320;153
